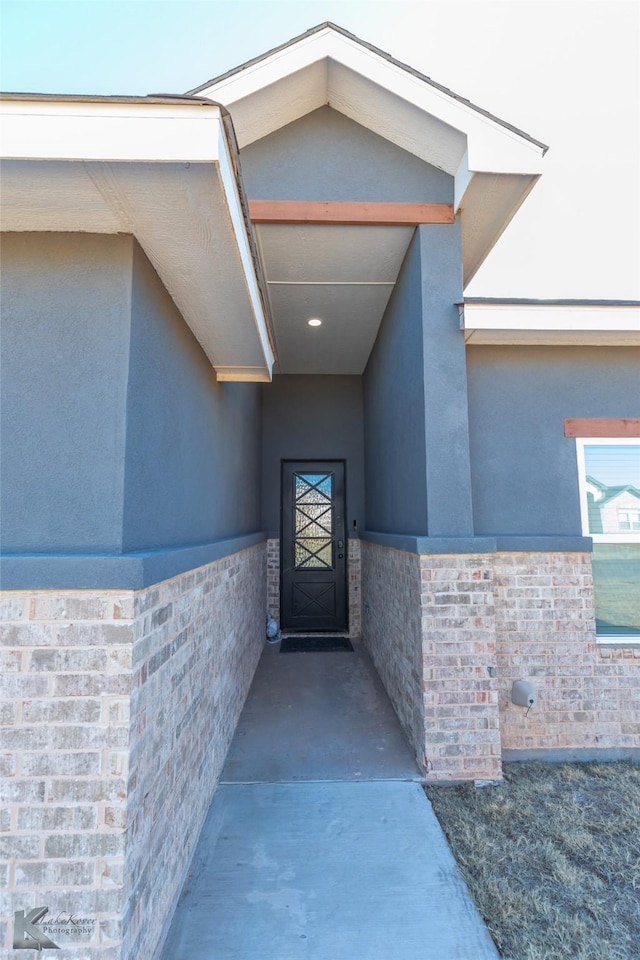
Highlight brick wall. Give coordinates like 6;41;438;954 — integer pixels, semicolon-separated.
122;544;265;960
419;554;501;782
0;542;266;960
348;539;362;640
495;552;640;754
266;538;279;621
361;542;501;782
361;543;639;784
360;542;425;763
1;591;134;959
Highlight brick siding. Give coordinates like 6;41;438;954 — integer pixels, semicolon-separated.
2;540;637;954
361;543;639;784
0;541;266;960
348;539;362;640
266;538;280;621
419;554;501;782
495;552;640;753
360;542;425;763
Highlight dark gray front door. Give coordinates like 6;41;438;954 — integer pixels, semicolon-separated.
281;461;347;632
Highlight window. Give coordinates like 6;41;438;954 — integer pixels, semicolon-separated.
576;439;640;643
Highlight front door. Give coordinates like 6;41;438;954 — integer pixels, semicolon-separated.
281;461;347;632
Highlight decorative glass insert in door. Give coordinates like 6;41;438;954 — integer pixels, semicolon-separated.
294;472;334;569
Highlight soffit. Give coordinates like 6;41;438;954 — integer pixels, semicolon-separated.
0;97;274;381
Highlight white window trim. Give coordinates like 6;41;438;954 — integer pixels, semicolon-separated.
576;437;640;643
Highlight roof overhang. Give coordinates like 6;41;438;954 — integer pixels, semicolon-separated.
461;300;640;345
192;23;548;285
0;94;275;381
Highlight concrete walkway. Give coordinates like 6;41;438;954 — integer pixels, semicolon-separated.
161;642;499;960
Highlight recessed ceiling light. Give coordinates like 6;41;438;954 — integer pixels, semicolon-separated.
307;318;322;327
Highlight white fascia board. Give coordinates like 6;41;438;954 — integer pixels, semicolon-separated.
200;27;545;178
216;366;274;382
322;32;545;176
462;303;640;344
0;98;223;163
215;123;274;377
197;27;335;104
454;150;473;213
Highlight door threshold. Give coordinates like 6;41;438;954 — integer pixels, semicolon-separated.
280;630;352;639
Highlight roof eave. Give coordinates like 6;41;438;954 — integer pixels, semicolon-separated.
0;96;275;382
460;300;640;345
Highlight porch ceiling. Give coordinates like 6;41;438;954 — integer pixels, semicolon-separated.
255;222;413;373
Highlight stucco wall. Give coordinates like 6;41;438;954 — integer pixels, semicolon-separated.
363;232;427;534
0;233;132;553
363;222;468;536
123;241;262;551
261;374;365;535
420;222;471;536
466;345;640;535
240;105;453;203
1;233;262;581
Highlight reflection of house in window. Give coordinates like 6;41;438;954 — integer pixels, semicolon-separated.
586;475;640;534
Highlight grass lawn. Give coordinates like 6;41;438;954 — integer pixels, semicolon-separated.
426;762;640;960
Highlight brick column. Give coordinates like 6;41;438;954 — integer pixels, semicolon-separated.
362;542;502;783
266;538;280;620
420;555;501;782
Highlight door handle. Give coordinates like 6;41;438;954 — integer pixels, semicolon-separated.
337;540;344;549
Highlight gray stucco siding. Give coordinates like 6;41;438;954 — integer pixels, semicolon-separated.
363;222;470;538
122;240;262;551
466;345;640;535
240;106;453;203
261;375;365;536
363;230;428;535
1;233;263;586
0;233;132;553
420;222;471;536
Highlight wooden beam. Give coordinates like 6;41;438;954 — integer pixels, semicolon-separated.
248;200;455;226
564;418;640;438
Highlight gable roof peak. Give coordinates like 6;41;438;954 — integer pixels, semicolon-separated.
188;20;547;155
192;21;548;284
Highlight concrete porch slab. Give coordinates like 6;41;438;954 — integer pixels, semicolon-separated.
161;779;499;960
221;641;422;783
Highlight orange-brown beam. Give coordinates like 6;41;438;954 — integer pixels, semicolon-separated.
248;200;455;226
564;418;640;438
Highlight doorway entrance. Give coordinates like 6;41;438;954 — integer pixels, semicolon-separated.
280;461;347;631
